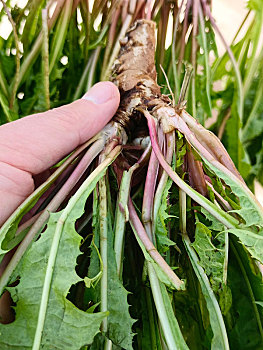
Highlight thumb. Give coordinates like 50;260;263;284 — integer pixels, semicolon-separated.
0;82;120;176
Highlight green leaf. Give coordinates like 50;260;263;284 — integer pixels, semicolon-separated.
0;176;107;349
155;176;178;254
89;187;135;350
227;239;263;349
107;224;135;350
202;156;263;227
176;131;187;171
183;234;230;350
159;281;189;349
224;103;251;179
49;0;73;72
132;228;185;291
227;228;263;264
192;222;227;292
21;0;44;51
196;12;212;119
0;149;121;348
200;208;225;232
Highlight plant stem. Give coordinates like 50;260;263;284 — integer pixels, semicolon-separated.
0;134;99;253
145;110;238;228
86;47;101;90
114;165;138;276
16;212;43;237
153;132;174;234
171;0;184;98
102;0;137;80
32;145;121;350
198;4;212;116
178;0;192;74
73;55;92;100
181;110;243;182
202;0;244;121
183;233;230;349
99;174;108;333
0;0;20;110
242;70;263;142
0;138;107;295
142;131;163;243
179;189;187;234
101;6;120;76
42;8;50;110
49;0;73;72
145;286;159;348
11;0;66;91
128;199;184;290
0;67;8;98
190;0;199;118
147;263;178;350
171;111;263;220
0;92;13;122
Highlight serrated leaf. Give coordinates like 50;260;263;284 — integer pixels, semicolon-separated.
202;156;263;227
0;187;107;349
227;228;263;264
89;187;135;350
155;176;178;254
0;150;120;348
192;222;226;292
201;208;225;232
107;224;135;350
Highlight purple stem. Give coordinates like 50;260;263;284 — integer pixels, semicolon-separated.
128;198;184;290
187;148;208;197
142;129;164;242
171;113;253;204
0;138;106;290
144;110;238;228
153;132;175;233
181;110;244;182
16;212;43;236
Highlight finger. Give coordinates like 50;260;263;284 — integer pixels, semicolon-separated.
0;81;120;175
0;82;119;225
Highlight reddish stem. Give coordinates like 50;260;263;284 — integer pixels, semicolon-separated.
145;0;153;20
0;139;106;292
187;148;208;197
142;131;164;242
128;198;184;290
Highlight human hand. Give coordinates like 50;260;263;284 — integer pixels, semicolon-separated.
0;82;120;226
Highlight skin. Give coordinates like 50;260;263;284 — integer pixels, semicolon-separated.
0;81;120;227
0;82;120;324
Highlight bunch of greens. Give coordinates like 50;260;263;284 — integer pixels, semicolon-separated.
0;1;263;349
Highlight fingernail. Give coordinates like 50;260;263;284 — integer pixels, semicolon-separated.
82;82;116;104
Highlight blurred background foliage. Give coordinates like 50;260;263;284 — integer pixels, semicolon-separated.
0;0;262;189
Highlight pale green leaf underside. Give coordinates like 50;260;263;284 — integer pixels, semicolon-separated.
0;211;107;349
227;228;263;264
192;222;226;292
0;160;112;349
183;234;229;350
203;158;263;227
